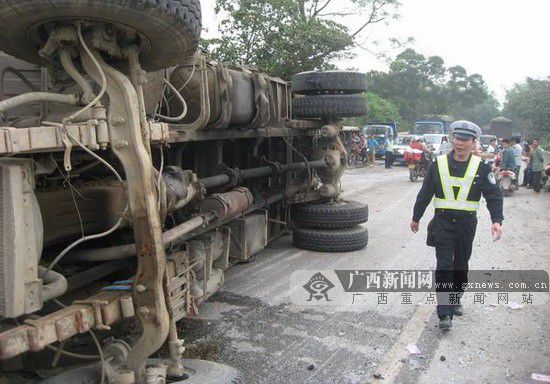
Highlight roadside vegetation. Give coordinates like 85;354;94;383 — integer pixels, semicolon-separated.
204;0;549;139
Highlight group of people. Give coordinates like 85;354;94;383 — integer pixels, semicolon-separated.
350;132;395;168
485;136;545;193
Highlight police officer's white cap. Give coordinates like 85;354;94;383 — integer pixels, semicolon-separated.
450;120;481;140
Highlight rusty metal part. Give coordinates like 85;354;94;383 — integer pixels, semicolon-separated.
319;183;338;198
39;266;68;302
320;124;339;139
163;167;200;211
162;250;189;377
58;48;95;104
104;339;132;370
0;291;131;360
38;169;197;248
72;299;111;331
63;212;216;263
227;211;268;261
120;296;136;319
0;92;80;113
37;181;128;246
0;121;169;155
199;187;253;218
286;119;323;130
168;54;212;130
163;213;216;245
145;365;167;384
200;158;328;189
127;46;152;157
81;48;169;376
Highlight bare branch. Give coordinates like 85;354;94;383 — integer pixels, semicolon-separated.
318;11;355;17
312;0;333;17
351;0;393;37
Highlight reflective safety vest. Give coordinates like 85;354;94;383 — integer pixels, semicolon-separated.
433;154;482;212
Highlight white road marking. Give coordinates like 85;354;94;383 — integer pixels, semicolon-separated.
373;302;434;383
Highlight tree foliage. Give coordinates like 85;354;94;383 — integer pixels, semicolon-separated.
367;49;500;128
345;92;403;128
503;78;550;140
204;0;401;80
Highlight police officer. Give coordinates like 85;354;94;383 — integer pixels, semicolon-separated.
410;121;504;330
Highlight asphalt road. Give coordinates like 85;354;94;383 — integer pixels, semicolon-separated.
180;163;550;384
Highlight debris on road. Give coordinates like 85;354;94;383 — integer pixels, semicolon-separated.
440;356;446;361
505;302;525;310
532;373;550;383
406;343;422;355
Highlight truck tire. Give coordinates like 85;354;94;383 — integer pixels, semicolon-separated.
0;0;201;71
292;95;367;119
293;226;369;253
293;200;369;229
41;360;244;384
150;359;244;384
292;71;367;95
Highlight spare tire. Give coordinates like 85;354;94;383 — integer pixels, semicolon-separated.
292;95;367;119
293;226;369;253
0;0;202;71
293;200;369;229
292;71;367;95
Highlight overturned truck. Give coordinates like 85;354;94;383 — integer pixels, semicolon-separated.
0;1;369;383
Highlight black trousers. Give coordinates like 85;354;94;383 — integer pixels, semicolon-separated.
385;151;393;168
533;171;542;192
523;165;533;186
432;212;477;319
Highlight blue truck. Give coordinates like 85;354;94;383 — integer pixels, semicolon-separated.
363;122;398;158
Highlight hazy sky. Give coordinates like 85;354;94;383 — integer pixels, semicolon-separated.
201;0;550;104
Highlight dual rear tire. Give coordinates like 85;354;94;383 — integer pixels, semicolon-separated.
291;71;368;119
292;200;369;252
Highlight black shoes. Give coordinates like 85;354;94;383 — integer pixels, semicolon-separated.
454;304;464;316
439;316;453;330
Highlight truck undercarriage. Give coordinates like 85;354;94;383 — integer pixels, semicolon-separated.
0;1;368;382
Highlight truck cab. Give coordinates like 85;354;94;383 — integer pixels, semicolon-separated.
412;119;452;135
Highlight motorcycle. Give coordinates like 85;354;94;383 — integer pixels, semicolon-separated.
498;169;518;196
348;144;369;166
404;148;429;182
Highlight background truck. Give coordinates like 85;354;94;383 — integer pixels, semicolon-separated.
363;122;398;158
411;116;453;135
0;1;369;383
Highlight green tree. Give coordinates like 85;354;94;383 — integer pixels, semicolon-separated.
367;48;499;127
456;96;500;128
345;92;403;127
503;77;550;140
204;0;401;80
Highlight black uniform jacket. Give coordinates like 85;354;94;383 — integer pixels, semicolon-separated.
412;153;504;224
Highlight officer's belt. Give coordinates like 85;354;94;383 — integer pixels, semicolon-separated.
435;209;477;221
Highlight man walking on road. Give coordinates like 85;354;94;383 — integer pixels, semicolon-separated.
531;138;545;193
385;135;394;169
513;138;523;186
367;135;378;167
410;121;504;330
